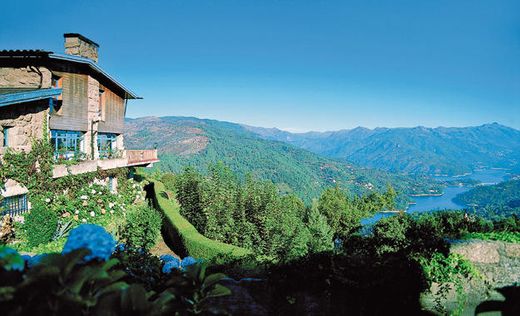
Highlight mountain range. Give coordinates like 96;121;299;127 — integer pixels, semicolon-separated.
124;116;438;201
244;123;520;176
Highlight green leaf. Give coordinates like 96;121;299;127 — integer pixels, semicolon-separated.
201;273;227;290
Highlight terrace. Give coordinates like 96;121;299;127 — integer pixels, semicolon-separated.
52;149;159;178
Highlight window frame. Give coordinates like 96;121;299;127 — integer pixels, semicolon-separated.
50;129;85;160
97;132;118;159
2;126;10;147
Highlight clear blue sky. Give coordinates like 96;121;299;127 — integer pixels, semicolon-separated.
1;0;519;131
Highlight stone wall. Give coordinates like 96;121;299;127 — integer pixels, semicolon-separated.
0;66;52;88
422;239;520;315
0;100;48;154
84;76;101;159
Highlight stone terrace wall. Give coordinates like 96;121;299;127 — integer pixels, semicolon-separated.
451;240;520;287
422;239;520;315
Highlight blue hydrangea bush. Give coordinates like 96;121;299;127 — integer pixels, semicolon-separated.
0;224;231;315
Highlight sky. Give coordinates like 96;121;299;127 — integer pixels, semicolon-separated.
1;0;519;132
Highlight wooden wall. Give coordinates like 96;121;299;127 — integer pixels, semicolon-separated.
49;72;89;131
98;84;125;134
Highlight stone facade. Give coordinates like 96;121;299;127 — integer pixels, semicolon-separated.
0;66;52;89
0;101;48;154
86;76;101;159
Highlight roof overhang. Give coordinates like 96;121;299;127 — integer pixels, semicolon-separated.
0;50;141;100
0;88;62;107
48;53;141;100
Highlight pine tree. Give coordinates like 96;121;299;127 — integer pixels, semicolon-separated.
307;199;334;253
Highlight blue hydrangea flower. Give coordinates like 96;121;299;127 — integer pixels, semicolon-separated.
0;246;24;271
115;243;126;252
162;257;181;273
160;254;176;263
181;256;198;269
21;254;32;262
62;224;116;262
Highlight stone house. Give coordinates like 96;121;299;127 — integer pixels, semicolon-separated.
0;33;159;214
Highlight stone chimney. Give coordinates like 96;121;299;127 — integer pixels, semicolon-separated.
64;33;99;63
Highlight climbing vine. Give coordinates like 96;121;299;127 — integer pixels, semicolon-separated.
420;252;480;315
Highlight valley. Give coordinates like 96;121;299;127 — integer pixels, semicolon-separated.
125;116;441;203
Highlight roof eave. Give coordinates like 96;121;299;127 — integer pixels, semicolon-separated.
48;53;141;100
0;88;63;107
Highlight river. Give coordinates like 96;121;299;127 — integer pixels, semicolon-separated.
362;169;510;225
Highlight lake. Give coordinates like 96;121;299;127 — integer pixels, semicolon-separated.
362;169;510;225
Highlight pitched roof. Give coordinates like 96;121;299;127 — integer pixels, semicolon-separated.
0;50;140;99
0;88;63;107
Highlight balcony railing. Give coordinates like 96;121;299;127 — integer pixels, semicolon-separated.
52;149;159;178
126;149;159;166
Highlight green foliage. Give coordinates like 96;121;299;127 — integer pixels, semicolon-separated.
1;249;127;315
24;203;58;247
169;164;398;261
307;200;334;253
455;180;520;217
152;179;252;263
0;247;233;315
463;231;520;243
112;247;164;290
172;164;330;262
0;124;53;195
420;253;479;315
163;263;232;314
317;185;392;239
371;213;412;255
122;204;162;251
13;238;66;254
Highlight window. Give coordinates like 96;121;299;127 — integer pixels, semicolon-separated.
1;194;28;216
97;133;117;159
50;75;63;113
51;75;63;99
50;130;84;160
2;127;10;147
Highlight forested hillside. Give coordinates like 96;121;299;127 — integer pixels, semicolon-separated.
455;180;520;216
125;116;439;201
245;123;520;176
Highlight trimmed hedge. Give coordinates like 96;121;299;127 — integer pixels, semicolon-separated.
150;180;252;263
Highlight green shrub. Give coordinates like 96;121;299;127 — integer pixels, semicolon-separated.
152;180;251;263
122;204;162;251
463;231;520;243
24;204;58;247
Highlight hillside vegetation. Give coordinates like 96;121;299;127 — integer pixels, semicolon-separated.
455;180;520;217
125;116;440;202
246;123;520;176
